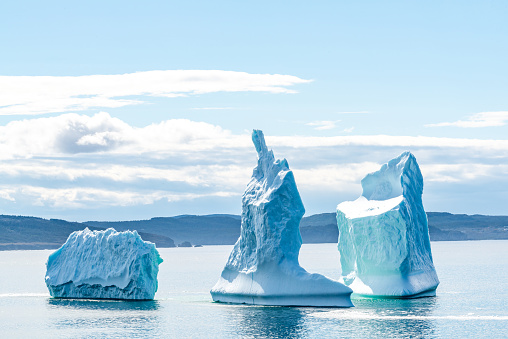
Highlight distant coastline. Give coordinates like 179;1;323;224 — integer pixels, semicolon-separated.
1;212;507;251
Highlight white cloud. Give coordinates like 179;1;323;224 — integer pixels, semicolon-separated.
2;185;237;209
191;107;236;110
293;163;380;191
420;164;508;183
337;111;369;114
426;111;508;128
268;134;508;152
0;112;133;157
5;112;508;161
306;120;341;130
0;70;311;116
295;163;508;190
0;112;249;159
0;189;15;202
0;162;250;188
1;112;508;218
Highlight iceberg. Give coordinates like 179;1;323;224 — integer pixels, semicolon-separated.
336;152;439;298
211;130;353;307
45;228;163;300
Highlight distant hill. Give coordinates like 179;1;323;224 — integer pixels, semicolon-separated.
299;213;339;243
85;214;241;246
427;212;508;240
0;215;175;251
67;212;508;244
1;212;507;251
298;212;507;242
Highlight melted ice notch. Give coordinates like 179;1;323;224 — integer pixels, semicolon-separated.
337;152;439;298
211;130;353;307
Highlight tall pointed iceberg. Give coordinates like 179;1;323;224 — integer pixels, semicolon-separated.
336;152;439;298
211;130;353;307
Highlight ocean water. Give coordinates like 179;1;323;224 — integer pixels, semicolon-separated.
0;241;507;338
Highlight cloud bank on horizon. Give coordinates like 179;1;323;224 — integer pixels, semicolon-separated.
426;111;508;128
1;111;507;221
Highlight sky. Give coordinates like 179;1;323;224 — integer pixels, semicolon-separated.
0;1;507;221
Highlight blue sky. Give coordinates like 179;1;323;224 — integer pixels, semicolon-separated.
0;1;507;221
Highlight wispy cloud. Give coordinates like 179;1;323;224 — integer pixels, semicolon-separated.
191;107;236;110
421;164;508;183
0;162;250;188
426;111;508;128
0;70;311;116
0;185;237;209
269;134;508;151
293;163;380;190
306;120;341;130
337;111;369;114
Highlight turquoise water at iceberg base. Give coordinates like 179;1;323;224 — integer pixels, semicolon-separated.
0;241;507;338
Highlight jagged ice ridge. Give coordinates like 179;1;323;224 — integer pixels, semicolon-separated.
211;130;353;307
45;228;163;300
336;151;439;298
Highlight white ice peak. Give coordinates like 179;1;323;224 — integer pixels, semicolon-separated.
225;130;303;273
337;152;439;298
338;152;418;219
211;130;353;307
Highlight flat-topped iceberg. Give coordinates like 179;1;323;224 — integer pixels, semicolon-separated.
211;130;353;307
337;152;439;298
45;228;163;300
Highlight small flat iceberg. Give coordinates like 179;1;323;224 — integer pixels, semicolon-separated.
337;152;439;298
45;228;163;300
211;130;353;307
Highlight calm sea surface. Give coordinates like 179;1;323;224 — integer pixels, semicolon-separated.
0;241;507;338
